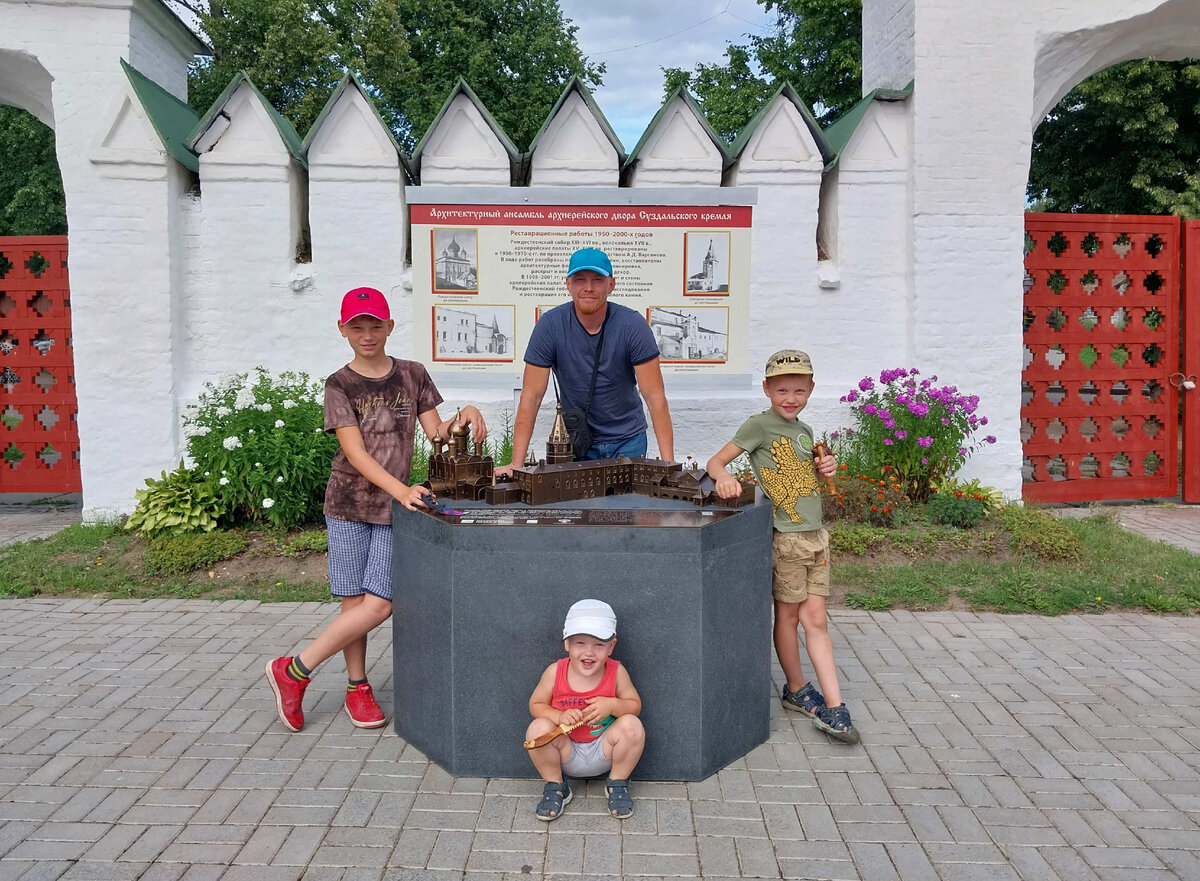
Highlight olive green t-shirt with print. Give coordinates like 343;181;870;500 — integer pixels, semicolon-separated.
731;410;823;533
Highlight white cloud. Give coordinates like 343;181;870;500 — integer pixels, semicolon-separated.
559;0;774;150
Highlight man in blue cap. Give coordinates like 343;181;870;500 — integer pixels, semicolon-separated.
496;247;674;474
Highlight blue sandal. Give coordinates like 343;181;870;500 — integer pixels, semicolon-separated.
535;779;572;821
605;778;634;819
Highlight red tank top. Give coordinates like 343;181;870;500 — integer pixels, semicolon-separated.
550;657;618;743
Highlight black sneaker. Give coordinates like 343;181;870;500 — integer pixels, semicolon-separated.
813;703;860;744
781;682;824;718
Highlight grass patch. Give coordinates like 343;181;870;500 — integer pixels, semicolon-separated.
834;510;1200;615
282;530;328;557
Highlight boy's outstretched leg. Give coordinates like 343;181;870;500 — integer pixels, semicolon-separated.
798;595;860;744
603;715;645;819
266;593;392;732
774;599;825;717
525;718;573;821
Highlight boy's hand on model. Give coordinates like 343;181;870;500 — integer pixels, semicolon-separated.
714;473;743;499
815;453;836;477
582;697;617;723
398;484;432;511
458;406;488;443
558;708;583;726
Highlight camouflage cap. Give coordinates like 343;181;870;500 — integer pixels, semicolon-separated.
764;349;813;378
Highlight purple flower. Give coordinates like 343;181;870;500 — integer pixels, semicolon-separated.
859;377;875;392
941;418;950;425
831;431;840;440
980;417;988;426
918;436;933;447
883;439;893;445
921;458;928;464
985;435;997;444
846;390;858;403
895;430;907;440
908;401;929;417
864;403;877;415
958;448;967;456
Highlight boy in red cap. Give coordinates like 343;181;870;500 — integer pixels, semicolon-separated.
265;287;487;732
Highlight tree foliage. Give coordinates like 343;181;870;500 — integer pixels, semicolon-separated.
1029;59;1200;218
187;0;604;150
663;0;862;142
0;107;66;236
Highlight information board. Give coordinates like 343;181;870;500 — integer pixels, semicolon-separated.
410;202;753;375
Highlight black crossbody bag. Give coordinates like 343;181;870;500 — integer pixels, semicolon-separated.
555;313;608;460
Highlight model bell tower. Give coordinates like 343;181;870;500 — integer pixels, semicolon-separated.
547;406;574;464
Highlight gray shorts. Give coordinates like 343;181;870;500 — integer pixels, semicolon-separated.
561;735;611;778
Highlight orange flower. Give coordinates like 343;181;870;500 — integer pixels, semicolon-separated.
871;506;878;512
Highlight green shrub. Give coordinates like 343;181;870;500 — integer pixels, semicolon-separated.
183;368;339;530
1000;505;1083;562
282;530;328;557
126;464;224;536
829;525;890;556
144;531;248;575
926;491;988;529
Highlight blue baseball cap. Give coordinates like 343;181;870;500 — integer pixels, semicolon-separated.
566;247;613;278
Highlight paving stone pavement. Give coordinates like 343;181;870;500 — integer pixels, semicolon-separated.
0;599;1197;880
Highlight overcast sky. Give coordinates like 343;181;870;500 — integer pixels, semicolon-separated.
557;0;775;150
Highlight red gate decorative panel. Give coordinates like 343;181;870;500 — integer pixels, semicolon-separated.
1023;214;1179;502
0;236;81;493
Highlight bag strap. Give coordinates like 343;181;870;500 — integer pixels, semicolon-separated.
582;310;609;415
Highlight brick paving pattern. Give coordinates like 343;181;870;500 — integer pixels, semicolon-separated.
0;599;1196;880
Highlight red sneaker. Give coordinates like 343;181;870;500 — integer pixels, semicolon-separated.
345;682;386;729
266;657;309;732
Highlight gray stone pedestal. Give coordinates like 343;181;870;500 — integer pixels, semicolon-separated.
391;494;772;781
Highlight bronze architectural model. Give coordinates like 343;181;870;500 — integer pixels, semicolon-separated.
423;408;756;508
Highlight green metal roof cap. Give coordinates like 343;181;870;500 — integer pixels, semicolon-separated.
411;78;521;165
120;59;201;172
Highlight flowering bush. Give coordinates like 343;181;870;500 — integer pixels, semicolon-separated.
833;368;996;501
823;465;915;527
183;368;339;529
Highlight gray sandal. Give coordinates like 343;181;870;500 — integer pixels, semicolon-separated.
535;779;572;821
605;778;633;818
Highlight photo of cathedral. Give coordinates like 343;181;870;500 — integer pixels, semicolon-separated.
432;228;479;292
684;231;730;294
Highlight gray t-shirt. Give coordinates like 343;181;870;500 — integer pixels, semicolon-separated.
323;358;443;525
524;302;660;444
731;410;823;532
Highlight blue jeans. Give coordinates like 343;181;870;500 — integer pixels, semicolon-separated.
583;432;648;460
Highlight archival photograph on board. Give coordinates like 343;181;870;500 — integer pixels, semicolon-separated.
683;230;730;294
433;304;515;361
432;228;479;293
648;305;729;363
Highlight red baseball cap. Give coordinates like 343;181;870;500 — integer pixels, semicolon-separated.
340;287;390;323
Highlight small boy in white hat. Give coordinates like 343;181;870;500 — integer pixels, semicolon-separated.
525;599;645;821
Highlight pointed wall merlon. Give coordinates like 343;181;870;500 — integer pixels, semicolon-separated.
189;78;302;170
418;95;515;184
627;94;727;187
305;79;401;176
92;91;164;167
839;98;910;171
529;90;620;186
116;60;200;172
729;97;826;183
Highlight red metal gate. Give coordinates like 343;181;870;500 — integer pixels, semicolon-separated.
1022;214;1179;502
0;236;81;493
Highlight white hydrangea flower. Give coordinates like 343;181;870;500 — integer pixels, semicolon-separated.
248;428;255;435
257;403;272;412
274;419;285;428
234;389;256;410
276;475;284;483
204;471;210;477
219;477;230;486
222;436;242;450
255;462;262;468
195;426;211;436
215;406;232;418
262;498;275;509
282;399;297;409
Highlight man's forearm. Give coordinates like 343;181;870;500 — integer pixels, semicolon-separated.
646;397;674;461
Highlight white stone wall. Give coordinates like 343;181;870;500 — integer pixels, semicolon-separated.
7;0;1199;513
862;0;915;93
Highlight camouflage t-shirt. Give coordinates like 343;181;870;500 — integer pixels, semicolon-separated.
323;358;443;525
731;410;823;532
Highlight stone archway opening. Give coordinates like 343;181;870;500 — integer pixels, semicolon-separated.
0;49;79;495
1021;3;1200;502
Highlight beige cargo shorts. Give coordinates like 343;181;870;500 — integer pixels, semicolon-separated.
771;528;830;603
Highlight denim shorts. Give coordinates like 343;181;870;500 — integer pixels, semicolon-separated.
583;432;648;461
